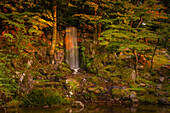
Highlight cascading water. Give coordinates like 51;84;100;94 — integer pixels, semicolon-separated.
65;27;79;74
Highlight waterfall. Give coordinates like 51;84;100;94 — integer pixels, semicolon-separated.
65;27;79;74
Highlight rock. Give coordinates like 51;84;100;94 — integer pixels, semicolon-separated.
88;87;101;94
159;98;169;105
140;83;146;87
111;88;126;100
159;77;165;83
27;59;33;68
114;97;120;102
130;70;136;82
165;53;170;59
156;84;162;89
126;56;132;59
82;90;88;94
156;92;169;97
81;78;87;84
19;73;26;82
129;92;139;103
143;73;151;80
130;93;136;98
72;101;84;108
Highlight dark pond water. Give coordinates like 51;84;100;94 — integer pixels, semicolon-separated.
0;104;169;113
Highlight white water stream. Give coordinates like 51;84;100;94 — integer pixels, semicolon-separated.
65;27;79;74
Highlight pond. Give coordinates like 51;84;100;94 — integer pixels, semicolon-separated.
0;104;169;113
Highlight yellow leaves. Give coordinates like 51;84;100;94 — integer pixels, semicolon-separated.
37;18;53;27
117;12;122;16
74;14;102;22
42;10;53;20
68;3;77;8
84;1;98;11
32;25;38;30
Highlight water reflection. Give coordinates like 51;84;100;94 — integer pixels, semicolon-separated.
0;104;169;113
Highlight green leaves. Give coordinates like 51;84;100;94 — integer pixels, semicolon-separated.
98;0;167;54
0;52;17;105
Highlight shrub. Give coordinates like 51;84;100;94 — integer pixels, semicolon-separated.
23;88;65;106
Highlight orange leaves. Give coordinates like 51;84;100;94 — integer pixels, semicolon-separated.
146;9;167;20
139;54;151;66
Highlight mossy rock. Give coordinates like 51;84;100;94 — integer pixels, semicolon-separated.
111;88;126;98
87;87;101;94
59;67;72;73
139;95;159;104
121;69;135;83
98;70;111;79
89;76;100;85
66;79;79;91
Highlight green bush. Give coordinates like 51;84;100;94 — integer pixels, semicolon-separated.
0;52;18;106
23;88;65;106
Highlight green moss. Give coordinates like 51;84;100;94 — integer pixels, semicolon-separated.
153;55;169;69
129;83;138;88
120;68;135;83
104;65;116;72
23;88;65;106
67;79;79;91
110;77;121;84
90;92;98;101
128;87;147;95
5;100;22;108
136;77;154;85
139;95;159;104
167;97;170;102
92;59;104;71
89;76;100;85
111;88;126;98
98;70;111;79
83;93;90;100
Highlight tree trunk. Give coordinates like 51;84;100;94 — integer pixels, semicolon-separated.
50;0;57;59
149;38;159;72
93;0;98;45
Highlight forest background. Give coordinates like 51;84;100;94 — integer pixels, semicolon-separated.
0;0;169;107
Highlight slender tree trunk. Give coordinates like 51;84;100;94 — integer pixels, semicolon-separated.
50;0;57;59
149;38;159;72
93;0;98;45
133;47;139;78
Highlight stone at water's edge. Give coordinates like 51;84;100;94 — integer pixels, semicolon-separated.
71;101;84;108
